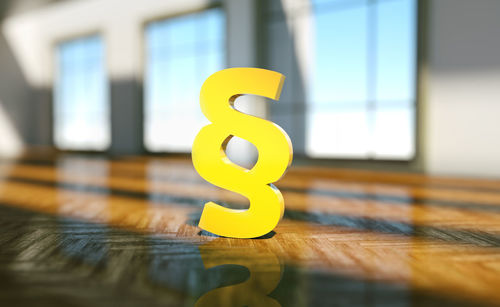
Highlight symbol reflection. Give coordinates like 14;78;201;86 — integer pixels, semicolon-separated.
196;240;283;307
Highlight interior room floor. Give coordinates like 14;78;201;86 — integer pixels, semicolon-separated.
0;151;499;306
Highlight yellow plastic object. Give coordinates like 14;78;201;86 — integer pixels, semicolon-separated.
192;67;293;238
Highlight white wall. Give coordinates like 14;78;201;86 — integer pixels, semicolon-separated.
2;0;215;87
425;0;500;178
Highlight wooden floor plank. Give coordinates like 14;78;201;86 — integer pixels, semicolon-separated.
0;153;499;306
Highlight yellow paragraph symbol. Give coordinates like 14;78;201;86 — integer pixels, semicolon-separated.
192;68;293;238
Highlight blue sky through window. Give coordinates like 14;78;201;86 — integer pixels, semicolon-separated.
54;35;109;150
306;0;417;159
144;8;225;152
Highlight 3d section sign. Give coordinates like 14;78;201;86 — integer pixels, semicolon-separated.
192;68;293;239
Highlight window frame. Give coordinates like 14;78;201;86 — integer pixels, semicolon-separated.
262;0;423;171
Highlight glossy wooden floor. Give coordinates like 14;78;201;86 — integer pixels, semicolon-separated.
0;151;499;306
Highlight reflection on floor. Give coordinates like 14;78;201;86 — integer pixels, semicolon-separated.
0;151;499;306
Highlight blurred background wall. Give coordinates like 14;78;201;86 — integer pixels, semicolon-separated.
425;0;500;177
0;0;498;178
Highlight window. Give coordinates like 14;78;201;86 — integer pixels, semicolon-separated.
54;35;109;150
144;8;225;152
267;0;417;160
